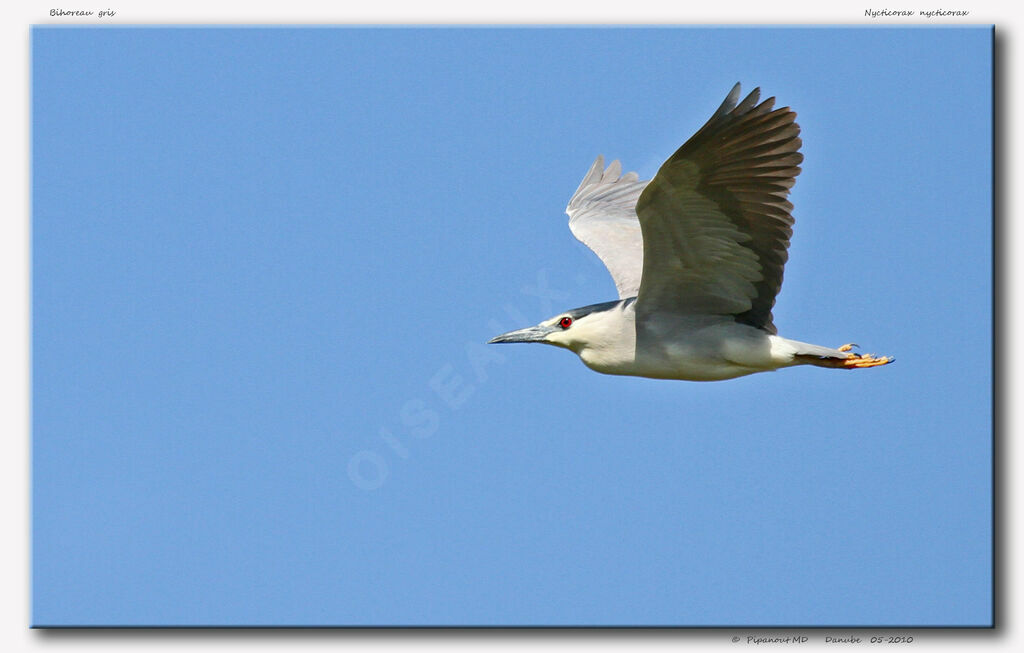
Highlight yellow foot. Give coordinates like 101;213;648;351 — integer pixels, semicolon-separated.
838;343;858;352
840;350;894;369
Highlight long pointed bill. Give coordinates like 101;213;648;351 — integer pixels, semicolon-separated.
488;325;556;344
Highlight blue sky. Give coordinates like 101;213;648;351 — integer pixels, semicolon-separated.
32;27;992;626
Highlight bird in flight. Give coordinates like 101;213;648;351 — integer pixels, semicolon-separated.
489;83;892;381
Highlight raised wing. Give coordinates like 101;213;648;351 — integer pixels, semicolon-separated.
635;83;802;334
565;156;649;299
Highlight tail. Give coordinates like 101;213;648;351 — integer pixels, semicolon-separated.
789;341;894;370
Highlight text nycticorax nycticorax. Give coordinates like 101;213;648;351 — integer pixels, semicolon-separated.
489;83;892;381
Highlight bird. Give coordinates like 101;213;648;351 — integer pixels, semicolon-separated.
488;83;892;381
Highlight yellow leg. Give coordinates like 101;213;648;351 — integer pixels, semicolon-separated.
839;349;894;369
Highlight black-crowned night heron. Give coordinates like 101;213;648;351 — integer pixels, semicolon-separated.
489;83;893;381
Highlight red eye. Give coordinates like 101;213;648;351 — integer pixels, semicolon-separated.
558;316;573;329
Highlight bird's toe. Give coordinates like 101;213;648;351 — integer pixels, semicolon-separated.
840;352;894;368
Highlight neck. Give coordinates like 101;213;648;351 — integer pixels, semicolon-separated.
573;299;637;372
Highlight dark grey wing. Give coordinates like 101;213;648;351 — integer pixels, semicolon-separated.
634;83;802;334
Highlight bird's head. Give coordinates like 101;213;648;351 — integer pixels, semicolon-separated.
487;299;629;354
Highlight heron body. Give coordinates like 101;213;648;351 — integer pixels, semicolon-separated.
489;84;892;381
